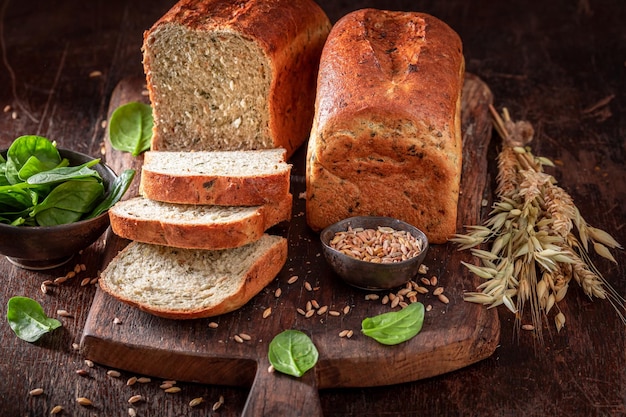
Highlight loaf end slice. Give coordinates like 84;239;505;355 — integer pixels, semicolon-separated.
99;234;288;319
109;194;292;250
142;0;331;158
140;149;292;206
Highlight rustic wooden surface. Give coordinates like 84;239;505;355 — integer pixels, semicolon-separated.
79;73;498;416
1;0;625;416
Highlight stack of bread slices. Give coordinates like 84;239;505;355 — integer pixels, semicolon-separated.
98;149;291;319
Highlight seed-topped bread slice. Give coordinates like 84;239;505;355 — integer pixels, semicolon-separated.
140;149;292;206
99;234;288;319
109;194;292;250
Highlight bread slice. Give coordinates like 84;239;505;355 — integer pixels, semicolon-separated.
142;0;331;158
99;234;288;319
140;149;292;206
306;10;464;243
109;194;292;250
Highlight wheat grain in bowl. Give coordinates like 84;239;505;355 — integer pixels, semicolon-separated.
320;216;429;291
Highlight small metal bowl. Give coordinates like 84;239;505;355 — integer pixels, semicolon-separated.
0;148;117;270
320;216;429;291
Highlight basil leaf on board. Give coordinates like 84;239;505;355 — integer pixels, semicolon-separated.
109;102;153;156
6;296;62;342
268;330;319;377
87;168;135;219
361;302;425;345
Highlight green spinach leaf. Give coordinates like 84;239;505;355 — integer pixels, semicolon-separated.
31;179;104;226
6;296;62;342
87;168;135;218
5;135;61;184
268;330;318;377
26;159;101;185
361;302;425;345
109;102;153;156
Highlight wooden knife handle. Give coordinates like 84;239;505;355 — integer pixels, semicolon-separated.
242;356;323;417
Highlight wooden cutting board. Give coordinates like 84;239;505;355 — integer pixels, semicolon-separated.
81;73;499;416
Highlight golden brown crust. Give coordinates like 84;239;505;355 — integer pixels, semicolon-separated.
143;0;331;158
109;194;292;250
140;170;291;206
306;9;464;243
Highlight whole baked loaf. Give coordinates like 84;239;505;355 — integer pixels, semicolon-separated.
305;9;465;244
99;234;288;319
142;0;331;158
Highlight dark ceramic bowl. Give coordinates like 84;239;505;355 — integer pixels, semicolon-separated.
0;148;116;270
320;216;429;291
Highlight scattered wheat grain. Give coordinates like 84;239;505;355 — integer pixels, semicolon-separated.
438;294;450;304
29;388;44;396
128;395;143;404
274;288;282;297
50;405;63;414
416;286;429;294
107;370;121;378
433;287;444;296
263;307;272;319
189;397;204;407
208;321;219;329
164;387;181;393
287;275;299;284
76;397;92;406
54;276;68;285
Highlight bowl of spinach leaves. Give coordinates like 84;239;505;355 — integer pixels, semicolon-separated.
0;135;134;270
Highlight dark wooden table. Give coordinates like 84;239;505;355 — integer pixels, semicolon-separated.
1;0;624;416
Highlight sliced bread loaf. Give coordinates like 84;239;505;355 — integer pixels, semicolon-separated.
109;194;292;250
99;234;288;319
142;0;331;158
140;149;292;206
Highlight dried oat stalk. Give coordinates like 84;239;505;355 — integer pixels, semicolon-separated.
451;106;624;339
